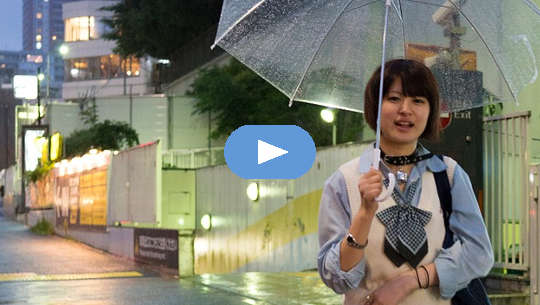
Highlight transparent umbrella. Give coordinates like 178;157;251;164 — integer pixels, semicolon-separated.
212;0;540;198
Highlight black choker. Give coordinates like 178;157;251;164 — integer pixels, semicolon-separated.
380;150;433;165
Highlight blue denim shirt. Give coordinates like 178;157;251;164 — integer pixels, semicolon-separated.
317;145;494;298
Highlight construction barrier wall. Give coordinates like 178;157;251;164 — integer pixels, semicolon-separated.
194;143;370;274
1;165;20;218
108;140;161;226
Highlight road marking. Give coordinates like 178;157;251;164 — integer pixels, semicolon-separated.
0;271;143;282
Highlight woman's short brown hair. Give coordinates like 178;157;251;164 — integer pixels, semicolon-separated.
364;59;441;141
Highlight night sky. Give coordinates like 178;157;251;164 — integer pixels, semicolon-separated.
0;0;23;51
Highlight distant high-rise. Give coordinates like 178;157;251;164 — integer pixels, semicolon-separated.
22;0;75;99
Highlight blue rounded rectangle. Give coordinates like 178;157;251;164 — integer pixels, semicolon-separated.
224;125;316;179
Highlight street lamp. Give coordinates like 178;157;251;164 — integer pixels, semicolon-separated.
321;108;336;146
44;43;69;100
59;44;69;56
37;68;45;125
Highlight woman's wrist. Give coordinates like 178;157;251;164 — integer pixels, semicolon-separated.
401;270;421;293
358;205;377;219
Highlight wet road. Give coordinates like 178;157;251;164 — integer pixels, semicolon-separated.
0;211;340;305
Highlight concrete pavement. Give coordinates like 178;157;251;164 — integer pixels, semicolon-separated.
0;210;341;305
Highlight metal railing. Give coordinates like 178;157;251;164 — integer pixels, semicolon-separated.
162;147;225;169
529;164;540;304
483;111;530;272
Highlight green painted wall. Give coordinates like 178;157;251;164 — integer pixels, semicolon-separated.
161;169;196;230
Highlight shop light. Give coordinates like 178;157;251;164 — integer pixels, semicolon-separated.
50;132;62;161
246;182;259;201
320;108;335;123
201;214;212;230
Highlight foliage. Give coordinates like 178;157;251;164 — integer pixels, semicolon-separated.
25;161;55;184
101;0;222;60
79;95;98;126
187;59;364;146
64;120;139;158
30;218;55;235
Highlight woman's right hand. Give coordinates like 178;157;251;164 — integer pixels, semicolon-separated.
358;168;383;214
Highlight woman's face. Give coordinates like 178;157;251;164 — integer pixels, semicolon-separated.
380;77;430;149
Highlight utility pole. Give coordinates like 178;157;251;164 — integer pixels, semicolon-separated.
37;67;41;125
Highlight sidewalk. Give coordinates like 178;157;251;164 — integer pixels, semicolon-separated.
189;272;342;305
0;211;342;304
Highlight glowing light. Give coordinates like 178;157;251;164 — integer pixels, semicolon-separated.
320;109;335;123
70;68;79;78
194;238;209;254
50;132;62;161
246;182;259;201
36;42;42;49
201;214;212;230
59;44;68;55
37;73;45;81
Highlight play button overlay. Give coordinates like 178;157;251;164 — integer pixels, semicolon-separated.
258;140;288;164
225;125;316;179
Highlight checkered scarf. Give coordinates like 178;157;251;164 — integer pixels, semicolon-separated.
376;179;432;267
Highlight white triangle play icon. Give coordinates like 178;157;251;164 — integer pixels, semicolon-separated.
258;140;288;165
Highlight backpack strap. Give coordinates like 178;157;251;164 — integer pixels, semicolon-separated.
433;154;457;249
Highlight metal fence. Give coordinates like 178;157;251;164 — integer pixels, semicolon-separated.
162;147;225;169
529;164;540;304
483;111;530;271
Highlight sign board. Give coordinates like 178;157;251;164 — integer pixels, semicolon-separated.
22;127;47;172
134;228;179;270
13;75;38;100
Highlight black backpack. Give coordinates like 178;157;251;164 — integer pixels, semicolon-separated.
434;155;491;305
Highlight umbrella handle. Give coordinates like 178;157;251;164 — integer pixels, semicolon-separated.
372;148;395;202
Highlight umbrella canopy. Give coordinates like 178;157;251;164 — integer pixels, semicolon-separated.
213;0;540;113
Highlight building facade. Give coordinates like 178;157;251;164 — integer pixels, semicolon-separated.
23;0;83;99
61;0;153;100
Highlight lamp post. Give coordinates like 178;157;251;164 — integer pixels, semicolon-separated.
37;68;45;125
320;108;336;146
45;44;69;100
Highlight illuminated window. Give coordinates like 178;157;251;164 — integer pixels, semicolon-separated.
36;12;42;19
36;42;42;49
123;57;140;78
64;16;97;42
65;55;141;81
36;34;42;42
52;35;57;40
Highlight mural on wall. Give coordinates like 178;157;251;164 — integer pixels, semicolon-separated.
52;150;111;231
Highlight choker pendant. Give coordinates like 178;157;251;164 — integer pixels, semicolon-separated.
396;170;408;184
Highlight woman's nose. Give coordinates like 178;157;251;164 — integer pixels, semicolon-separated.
398;99;413;113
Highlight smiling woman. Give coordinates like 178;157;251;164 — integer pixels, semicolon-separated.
317;59;494;305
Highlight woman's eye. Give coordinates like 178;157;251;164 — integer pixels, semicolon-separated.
388;96;400;102
414;98;427;104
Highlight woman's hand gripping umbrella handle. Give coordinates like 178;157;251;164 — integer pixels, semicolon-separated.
372;148;395;202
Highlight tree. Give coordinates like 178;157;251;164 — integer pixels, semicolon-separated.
187;59;364;147
64;120;139;158
101;0;222;60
